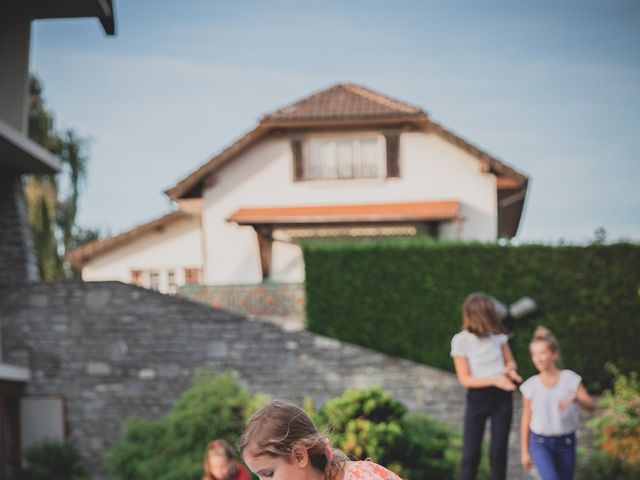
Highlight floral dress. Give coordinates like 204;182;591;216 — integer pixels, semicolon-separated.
342;461;403;480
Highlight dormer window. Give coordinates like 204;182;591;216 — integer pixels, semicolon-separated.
304;136;386;180
292;132;400;182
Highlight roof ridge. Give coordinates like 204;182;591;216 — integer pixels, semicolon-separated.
263;82;344;118
341;83;422;114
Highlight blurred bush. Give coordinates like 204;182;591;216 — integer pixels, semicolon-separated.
578;364;640;479
303;239;640;390
18;440;87;480
106;370;265;480
308;386;489;480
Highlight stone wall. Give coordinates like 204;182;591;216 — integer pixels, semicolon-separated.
0;173;39;285
0;281;545;479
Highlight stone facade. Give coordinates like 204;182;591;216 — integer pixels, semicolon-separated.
179;282;306;330
0;173;39;285
0;281;549;479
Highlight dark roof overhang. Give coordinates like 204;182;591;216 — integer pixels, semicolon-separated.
32;0;116;35
0;119;61;173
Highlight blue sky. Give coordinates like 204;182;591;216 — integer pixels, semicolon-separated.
30;0;640;243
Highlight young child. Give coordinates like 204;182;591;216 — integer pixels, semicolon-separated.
450;292;522;480
520;326;596;480
202;439;251;480
238;399;404;480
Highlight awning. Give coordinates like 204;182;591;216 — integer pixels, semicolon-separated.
227;200;460;226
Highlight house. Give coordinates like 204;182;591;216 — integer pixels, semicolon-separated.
68;83;528;293
0;1;115;474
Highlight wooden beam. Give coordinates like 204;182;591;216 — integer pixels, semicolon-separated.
255;226;273;280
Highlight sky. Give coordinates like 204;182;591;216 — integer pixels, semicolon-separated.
29;0;640;243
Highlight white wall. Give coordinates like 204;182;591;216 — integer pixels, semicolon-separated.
202;130;497;284
82;215;202;293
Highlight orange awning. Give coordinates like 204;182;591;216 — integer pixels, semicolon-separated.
227;200;460;225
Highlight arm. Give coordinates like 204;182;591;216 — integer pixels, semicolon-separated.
559;382;598;412
452;356;515;391
520;396;533;470
575;383;597;412
502;343;523;383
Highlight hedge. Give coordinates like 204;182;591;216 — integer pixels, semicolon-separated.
302;239;640;390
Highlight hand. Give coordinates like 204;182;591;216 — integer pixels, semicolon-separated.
504;366;523;384
521;451;532;470
493;374;516;391
559;393;576;412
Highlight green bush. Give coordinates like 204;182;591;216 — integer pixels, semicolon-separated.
578;364;640;479
18;440;87;480
308;386;484;480
106;370;265;480
303;239;640;390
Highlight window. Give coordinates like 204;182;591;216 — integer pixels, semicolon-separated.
130;269;144;286
149;271;160;290
184;268;200;285
167;270;176;294
305;136;385;180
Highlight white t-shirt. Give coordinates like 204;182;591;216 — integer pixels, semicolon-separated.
520;369;582;435
450;330;508;378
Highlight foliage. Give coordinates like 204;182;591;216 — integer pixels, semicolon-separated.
578;364;640;479
302;239;640;391
26;75;100;280
106;370;265;480
308;387;486;480
18;440;87;480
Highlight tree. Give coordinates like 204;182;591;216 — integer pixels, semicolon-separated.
26;75;100;280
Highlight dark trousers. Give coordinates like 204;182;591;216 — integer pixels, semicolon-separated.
529;432;576;480
461;387;513;480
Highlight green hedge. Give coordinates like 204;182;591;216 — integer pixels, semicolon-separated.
303;239;640;390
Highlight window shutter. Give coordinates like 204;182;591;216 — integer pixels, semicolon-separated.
385;132;400;178
291;138;304;181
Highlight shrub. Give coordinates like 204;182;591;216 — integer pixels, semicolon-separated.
303;239;640;390
106;370;265;480
309;387;483;480
579;364;640;479
18;440;87;480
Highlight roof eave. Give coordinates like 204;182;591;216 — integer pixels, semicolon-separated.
0;119;61;173
497;179;529;238
260;113;429;129
66;210;189;268
32;0;116;35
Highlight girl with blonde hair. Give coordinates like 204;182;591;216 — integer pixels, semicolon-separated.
239;399;403;480
520;326;596;480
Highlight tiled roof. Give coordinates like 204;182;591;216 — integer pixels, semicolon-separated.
263;83;425;121
227;200;460;225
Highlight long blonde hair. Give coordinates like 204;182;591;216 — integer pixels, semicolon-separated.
461;292;507;336
238;400;347;480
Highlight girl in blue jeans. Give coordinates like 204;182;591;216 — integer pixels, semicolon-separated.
520;327;597;480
